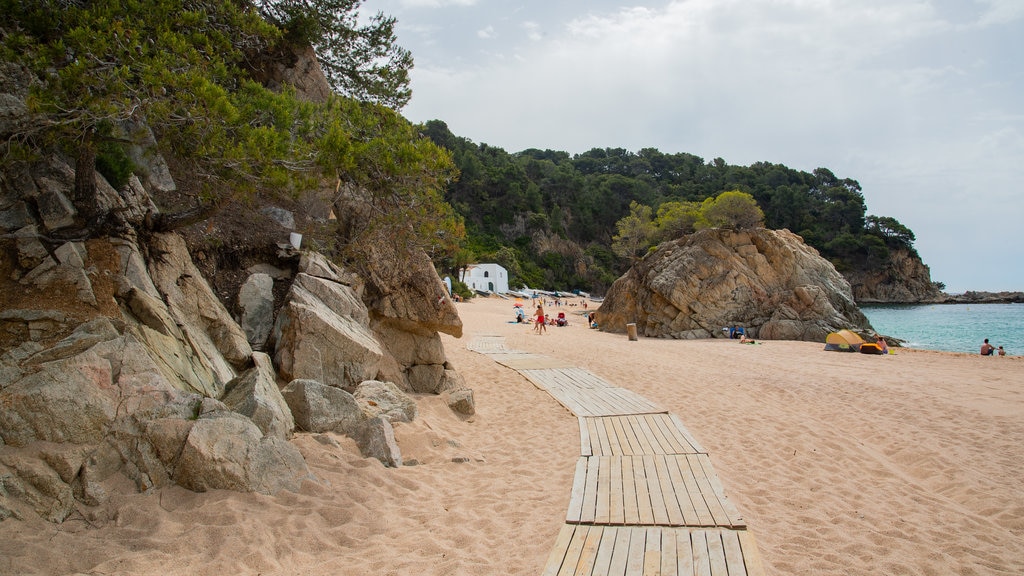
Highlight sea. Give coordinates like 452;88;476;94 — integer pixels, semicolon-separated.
861;303;1024;356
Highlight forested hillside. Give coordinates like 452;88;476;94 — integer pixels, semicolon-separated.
421;120;932;296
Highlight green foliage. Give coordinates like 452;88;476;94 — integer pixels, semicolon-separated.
256;0;412;108
3;0;459;260
700;190;764;229
95;140;136;190
418;125;918;294
611;201;655;259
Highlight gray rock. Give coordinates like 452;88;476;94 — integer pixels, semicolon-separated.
355;416;402;468
354;380;417;423
25;317;119;365
147;233;252;390
121;120;177;194
289;272;369;326
445;388;476;416
173;411;309;494
272;300;383;391
298;251;346;282
221;352;294;440
261;206;295;230
280;379;365;435
406;363;446;394
598;228;871;342
238;273;275;350
0;200;32;232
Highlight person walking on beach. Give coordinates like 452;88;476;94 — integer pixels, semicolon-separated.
534;304;546;334
981;339;996;356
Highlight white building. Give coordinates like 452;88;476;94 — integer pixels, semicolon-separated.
460;263;509;294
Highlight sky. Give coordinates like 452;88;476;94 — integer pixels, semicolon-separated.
361;0;1024;293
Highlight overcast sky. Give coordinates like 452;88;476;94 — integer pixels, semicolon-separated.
361;0;1023;293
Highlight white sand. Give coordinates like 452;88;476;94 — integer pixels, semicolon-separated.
2;295;1023;575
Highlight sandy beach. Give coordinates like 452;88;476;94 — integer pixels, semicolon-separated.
2;295;1023;575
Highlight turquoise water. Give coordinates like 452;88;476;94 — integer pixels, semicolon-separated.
861;303;1024;356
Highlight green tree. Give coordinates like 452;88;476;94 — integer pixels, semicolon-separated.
700;190;764;229
611;201;655;259
654;200;705;241
256;0;413;109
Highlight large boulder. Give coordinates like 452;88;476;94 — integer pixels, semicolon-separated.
147;232;253;392
238;272;275;350
280;379;365;435
354;380;417;423
272;300;383;391
173;410;310;494
221;353;295;441
598;228;871;341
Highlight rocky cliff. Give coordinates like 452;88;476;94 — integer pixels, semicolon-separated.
597;228;871;341
843;248;944;303
0;43;473;520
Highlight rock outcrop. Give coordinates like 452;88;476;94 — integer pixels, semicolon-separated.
844;248;944;303
0;42;472;522
597;228;871;341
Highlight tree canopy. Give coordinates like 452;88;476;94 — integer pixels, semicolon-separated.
1;0;458;262
420;121;920;293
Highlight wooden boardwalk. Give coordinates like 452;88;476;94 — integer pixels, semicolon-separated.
469;336;765;576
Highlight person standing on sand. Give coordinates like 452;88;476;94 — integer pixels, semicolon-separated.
981;339;996;356
534;304;546;334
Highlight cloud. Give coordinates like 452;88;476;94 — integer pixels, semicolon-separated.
477;25;495;39
398;0;1023;290
397;0;476;7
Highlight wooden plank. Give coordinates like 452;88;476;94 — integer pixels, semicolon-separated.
615;417;643;456
541;524;577;576
590;418;608;457
653;456;685;526
625;527;647;575
694;454;745;528
581;456;600;524
643;455;671;526
580;417;593;457
574;524;605;576
737;530;768;576
668;414;707;454
633;455;655;525
630;416;658;455
660;527;678;576
596;456;612;524
644;414;685;454
643;527;662;576
721;530;747;576
705;530;728;576
675;530;693;576
610;455;625;525
591;525;619;576
691;530;711;576
621;454;640;525
664;454;701;526
690;455;737;528
607;526;633;575
567;457;588;523
556;524;590;576
604;417;624;456
675;456;715;526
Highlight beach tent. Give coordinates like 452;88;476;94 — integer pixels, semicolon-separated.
824;329;865;352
